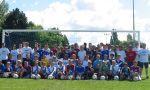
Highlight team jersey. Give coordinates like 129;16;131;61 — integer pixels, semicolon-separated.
47;66;56;75
41;66;47;75
110;64;120;75
101;50;109;59
57;65;65;73
138;49;150;62
75;65;85;75
0;48;10;60
78;50;86;61
17;48;23;54
0;64;5;73
116;50;126;62
93;59;102;69
120;67;130;75
130;65;140;73
32;65;41;74
126;50;136;62
63;60;68;66
22;47;32;58
66;64;75;75
10;49;18;61
82;60;88;67
42;48;50;59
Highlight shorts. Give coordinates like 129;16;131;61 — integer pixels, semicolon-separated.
138;61;149;68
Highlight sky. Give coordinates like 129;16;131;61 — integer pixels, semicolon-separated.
2;0;150;47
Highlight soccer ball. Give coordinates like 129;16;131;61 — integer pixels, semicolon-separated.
76;75;81;80
133;76;139;81
31;74;36;79
68;75;74;80
114;75;119;80
35;74;41;79
13;74;19;78
100;75;106;80
92;74;97;80
3;73;9;78
48;75;54;80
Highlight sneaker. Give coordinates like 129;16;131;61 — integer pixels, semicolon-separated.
146;76;149;79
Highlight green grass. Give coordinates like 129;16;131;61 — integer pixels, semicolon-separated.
0;68;149;90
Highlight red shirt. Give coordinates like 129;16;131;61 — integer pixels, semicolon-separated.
126;50;136;62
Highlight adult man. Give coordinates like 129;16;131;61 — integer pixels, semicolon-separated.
126;45;136;67
138;44;150;79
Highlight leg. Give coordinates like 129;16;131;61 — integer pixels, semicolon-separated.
144;63;149;79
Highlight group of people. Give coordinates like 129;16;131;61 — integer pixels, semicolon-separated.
0;42;149;80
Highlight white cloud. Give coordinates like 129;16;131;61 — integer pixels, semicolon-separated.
12;0;16;4
25;0;150;46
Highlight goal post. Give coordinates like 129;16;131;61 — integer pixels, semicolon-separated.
2;29;141;48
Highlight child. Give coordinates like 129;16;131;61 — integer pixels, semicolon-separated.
23;61;32;78
75;61;85;79
14;60;24;78
32;60;41;77
3;62;13;78
47;61;57;78
130;61;141;80
0;61;5;77
110;60;120;80
66;60;75;78
84;61;94;79
120;63;130;80
40;62;48;79
57;60;65;79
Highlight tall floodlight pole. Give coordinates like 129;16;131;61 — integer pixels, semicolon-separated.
133;0;135;44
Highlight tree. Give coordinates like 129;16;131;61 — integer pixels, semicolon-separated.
127;34;132;42
0;0;8;46
3;8;28;29
110;30;120;46
27;21;43;29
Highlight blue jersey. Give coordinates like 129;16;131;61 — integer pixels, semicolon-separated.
0;64;5;73
57;65;65;73
75;66;84;74
41;66;47;75
93;59;102;69
116;60;124;67
101;50;109;59
4;67;13;72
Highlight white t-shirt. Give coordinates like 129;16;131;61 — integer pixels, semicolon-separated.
22;47;32;58
0;48;10;60
10;49;18;61
138;49;150;63
78;50;86;61
116;50;126;62
17;48;23;54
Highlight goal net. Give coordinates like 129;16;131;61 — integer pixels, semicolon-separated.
2;29;140;49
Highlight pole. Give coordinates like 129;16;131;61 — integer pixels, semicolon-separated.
133;0;135;43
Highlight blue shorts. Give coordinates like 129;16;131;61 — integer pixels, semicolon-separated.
138;61;149;68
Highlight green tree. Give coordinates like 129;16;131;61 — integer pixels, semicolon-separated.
127;33;132;42
0;0;8;45
3;8;28;29
110;30;120;46
27;21;43;29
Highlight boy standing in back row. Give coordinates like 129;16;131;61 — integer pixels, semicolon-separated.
138;44;150;79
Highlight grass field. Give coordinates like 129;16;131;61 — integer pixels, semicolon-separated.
0;68;150;90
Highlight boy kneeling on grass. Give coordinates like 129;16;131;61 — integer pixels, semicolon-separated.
130;60;141;81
